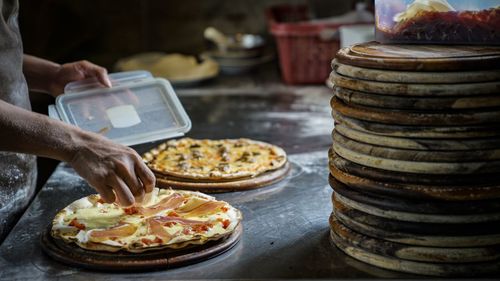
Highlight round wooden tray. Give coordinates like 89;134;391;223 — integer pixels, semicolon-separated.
333;111;500;139
155;162;290;193
329;163;500;202
333;86;500;111
333;131;500;162
334;124;500;151
329;176;500;214
40;223;242;272
329;150;500;189
331;72;500;97
332;59;500;84
330;214;500;263
331;97;500;126
332;202;500;247
329;217;500;277
335;42;500;71
334;190;500;224
332;139;500;175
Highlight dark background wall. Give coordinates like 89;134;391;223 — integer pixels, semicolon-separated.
19;0;356;69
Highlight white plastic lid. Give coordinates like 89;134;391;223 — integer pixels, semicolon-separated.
52;71;191;146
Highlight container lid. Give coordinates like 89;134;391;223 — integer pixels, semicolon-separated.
53;71;191;146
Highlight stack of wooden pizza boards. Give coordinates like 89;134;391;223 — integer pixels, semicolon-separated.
143;138;290;193
328;42;500;277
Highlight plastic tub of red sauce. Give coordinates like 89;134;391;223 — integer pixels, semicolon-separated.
375;0;500;45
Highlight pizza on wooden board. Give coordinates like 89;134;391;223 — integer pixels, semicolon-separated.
51;188;242;253
143;138;288;181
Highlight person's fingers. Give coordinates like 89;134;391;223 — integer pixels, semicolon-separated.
80;60;112;88
108;176;135;207
115;160;145;202
135;160;156;193
94;185;116;203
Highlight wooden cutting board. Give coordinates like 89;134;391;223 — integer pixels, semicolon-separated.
333;111;500;139
333;132;500;162
332;97;500;126
40;223;242;272
334;124;500;151
332;59;500;84
155;162;290;193
334;86;500;111
335;42;500;71
329;151;500;191
330;214;500;263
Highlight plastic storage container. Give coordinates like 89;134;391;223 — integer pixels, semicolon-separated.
375;0;500;44
267;5;373;84
48;71;191;146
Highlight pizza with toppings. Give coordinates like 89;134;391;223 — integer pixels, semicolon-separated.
51;188;242;253
143;138;288;180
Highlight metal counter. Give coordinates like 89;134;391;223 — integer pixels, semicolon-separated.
0;89;415;280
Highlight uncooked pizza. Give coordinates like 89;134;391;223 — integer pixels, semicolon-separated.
143;138;288;180
51;188;242;253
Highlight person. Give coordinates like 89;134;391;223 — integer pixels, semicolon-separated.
0;0;155;242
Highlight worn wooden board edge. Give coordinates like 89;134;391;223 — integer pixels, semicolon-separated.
328;174;500;214
329;217;500;276
333;130;500;162
332;204;500;247
330;71;500;97
40;223;242;272
332;111;500;139
331;96;500;126
332;139;500;174
333;189;500;224
329;150;500;191
155;162;291;193
332;59;500;84
333;85;500;111
330;187;500;236
329;213;500;264
335;43;500;72
334;123;500;151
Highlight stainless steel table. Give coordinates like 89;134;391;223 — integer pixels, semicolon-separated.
0;89;415;280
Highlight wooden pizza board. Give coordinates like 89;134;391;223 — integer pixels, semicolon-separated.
332;201;500;247
329;216;500;276
334;42;500;71
329;162;500;202
333;111;500;139
329;176;500;215
332;137;500;175
333;190;500;224
40;223;242;272
331;72;500;97
331;97;500;126
329;151;500;191
334;124;500;151
155;162;291;193
332;59;500;84
333;131;500;162
330;214;500;264
333;86;500;111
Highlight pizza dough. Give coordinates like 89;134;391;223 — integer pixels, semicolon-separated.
51;188;242;253
143;138;288;180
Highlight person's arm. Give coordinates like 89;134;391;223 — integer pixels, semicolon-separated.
0;99;155;206
23;55;111;96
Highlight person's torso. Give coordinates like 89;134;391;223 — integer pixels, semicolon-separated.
0;0;37;243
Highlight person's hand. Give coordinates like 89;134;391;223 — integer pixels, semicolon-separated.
48;60;112;97
68;131;155;207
